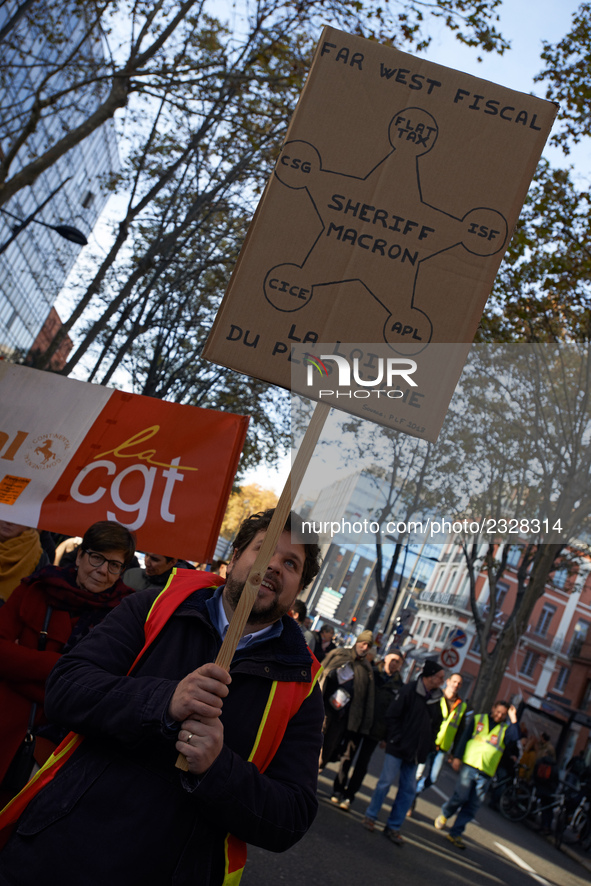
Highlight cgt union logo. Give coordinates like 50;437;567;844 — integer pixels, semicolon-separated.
305;353;417;399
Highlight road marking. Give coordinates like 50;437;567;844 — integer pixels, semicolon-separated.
431;785;448;801
494;842;552;886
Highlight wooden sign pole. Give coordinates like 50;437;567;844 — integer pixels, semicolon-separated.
176;400;330;770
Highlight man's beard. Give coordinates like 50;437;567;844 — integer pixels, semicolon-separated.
224;573;289;625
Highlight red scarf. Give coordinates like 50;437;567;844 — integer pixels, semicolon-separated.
22;565;132;613
22;565;134;653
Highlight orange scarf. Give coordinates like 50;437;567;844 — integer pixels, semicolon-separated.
0;529;42;602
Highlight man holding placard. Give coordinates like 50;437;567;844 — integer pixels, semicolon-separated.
0;510;324;886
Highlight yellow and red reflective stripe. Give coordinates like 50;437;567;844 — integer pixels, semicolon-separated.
248;681;279;764
0;570;320;885
305;663;322;698
0;733;83;836
132;571;222;670
222;657;322;884
224;835;248;884
0;572;221;841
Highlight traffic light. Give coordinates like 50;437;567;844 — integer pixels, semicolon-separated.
393;614;411;642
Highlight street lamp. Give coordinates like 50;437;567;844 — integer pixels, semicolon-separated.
0;178;88;255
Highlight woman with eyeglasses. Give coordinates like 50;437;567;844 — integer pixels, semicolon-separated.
0;520;135;803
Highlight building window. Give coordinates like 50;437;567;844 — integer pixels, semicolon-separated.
472;634;481;654
535;604;556;638
417;620;425;635
497;582;509;606
440;625;450;644
428;622;437;638
555;667;569;692
444;567;458;594
432;570;445;593
453;546;464;562
570;620;590;657
506;545;522;568
553;566;569;589
491;581;510;613
520;650;538;678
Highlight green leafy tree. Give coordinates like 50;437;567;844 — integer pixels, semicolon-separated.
478;161;591;343
535;2;591;152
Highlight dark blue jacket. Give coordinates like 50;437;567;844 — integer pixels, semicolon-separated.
385;678;443;764
1;586;324;885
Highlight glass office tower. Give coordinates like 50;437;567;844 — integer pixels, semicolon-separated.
0;0;119;357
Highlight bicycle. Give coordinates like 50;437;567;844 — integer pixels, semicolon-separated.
500;780;571;840
499;779;540;821
487;767;519;810
579;805;591;851
555;784;591;850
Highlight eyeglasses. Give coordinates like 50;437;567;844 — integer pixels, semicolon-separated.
83;549;125;576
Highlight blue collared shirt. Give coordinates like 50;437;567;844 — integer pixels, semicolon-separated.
206;585;283;651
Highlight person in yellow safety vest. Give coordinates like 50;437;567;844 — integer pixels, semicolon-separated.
0;509;325;886
413;673;466;802
434;700;519;850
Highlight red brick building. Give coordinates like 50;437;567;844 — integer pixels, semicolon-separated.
27;307;73;370
407;541;591;765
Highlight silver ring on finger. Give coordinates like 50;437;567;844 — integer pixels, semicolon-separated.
186;733;193;744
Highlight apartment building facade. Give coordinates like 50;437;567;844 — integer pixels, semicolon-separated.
407;541;591;761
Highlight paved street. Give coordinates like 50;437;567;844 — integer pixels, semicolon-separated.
242;749;590;886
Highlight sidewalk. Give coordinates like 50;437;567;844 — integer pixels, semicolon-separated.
555;838;591;874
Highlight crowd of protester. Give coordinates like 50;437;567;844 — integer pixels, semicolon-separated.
311;606;590;851
0;519;229;808
0;514;589;880
0;509;323;884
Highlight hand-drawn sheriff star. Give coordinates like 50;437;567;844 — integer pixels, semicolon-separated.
264;107;508;353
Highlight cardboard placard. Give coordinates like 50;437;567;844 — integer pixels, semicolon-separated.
203;27;557;438
0;364;249;561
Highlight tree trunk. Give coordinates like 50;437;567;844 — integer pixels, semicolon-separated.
469;629;522;712
0;0;204;204
469;543;562;711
